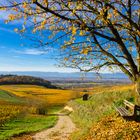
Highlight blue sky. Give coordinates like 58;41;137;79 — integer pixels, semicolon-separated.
0;12;79;72
0;11;120;73
0;18;119;73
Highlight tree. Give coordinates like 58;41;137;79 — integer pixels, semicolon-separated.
0;0;140;102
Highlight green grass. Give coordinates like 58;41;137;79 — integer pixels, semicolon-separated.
0;115;58;140
69;89;135;140
0;90;25;104
47;106;63;114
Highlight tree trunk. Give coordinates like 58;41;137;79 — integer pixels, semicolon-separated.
135;77;140;105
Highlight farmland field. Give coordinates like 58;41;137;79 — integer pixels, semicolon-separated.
0;84;82;140
0;83;136;140
0;85;81;105
0;84;133;105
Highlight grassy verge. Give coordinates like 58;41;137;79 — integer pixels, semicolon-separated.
47;106;63;114
0;115;57;140
69;87;135;140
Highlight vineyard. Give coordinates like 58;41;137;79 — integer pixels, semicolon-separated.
0;85;79;125
0;85;79;139
0;104;26;127
0;85;79;105
0;84;134;128
0;84;136;140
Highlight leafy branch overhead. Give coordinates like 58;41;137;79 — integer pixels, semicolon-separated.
0;0;140;82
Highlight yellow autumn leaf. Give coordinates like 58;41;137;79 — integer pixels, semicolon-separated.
64;57;68;61
8;14;16;21
80;49;89;55
61;46;67;49
107;13;112;19
136;30;140;36
33;18;37;24
113;9;119;17
22;2;27;8
79;30;84;36
72;46;79;51
72;59;75;62
41;20;47;26
87;46;92;51
72;9;76;14
49;26;55;30
36;7;41;13
44;0;48;6
72;26;77;35
12;7;18;12
0;7;6;11
32;0;36;3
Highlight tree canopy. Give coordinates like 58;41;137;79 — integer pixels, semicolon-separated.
0;0;140;83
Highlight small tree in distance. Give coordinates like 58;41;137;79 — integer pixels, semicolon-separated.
0;0;140;103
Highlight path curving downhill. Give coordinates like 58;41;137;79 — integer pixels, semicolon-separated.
32;115;75;140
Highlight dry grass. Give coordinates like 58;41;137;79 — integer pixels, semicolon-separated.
75;84;134;95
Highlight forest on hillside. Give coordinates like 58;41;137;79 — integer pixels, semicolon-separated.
0;75;57;88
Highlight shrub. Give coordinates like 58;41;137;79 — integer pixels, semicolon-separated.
36;103;48;115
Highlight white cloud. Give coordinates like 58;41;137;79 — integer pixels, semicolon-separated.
15;49;48;55
0;27;15;33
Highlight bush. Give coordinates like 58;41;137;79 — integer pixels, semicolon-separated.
36;103;47;115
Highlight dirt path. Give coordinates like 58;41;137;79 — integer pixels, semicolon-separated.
32;115;75;140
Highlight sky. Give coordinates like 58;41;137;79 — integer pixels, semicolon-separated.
0;9;120;73
0;11;79;73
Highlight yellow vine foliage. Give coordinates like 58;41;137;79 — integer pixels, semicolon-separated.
0;85;79;105
0;104;27;126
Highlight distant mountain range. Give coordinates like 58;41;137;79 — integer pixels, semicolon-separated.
0;71;130;82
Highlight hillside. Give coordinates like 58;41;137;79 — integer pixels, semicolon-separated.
0;85;79;105
0;83;139;140
0;84;79;139
68;84;139;140
0;75;57;89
